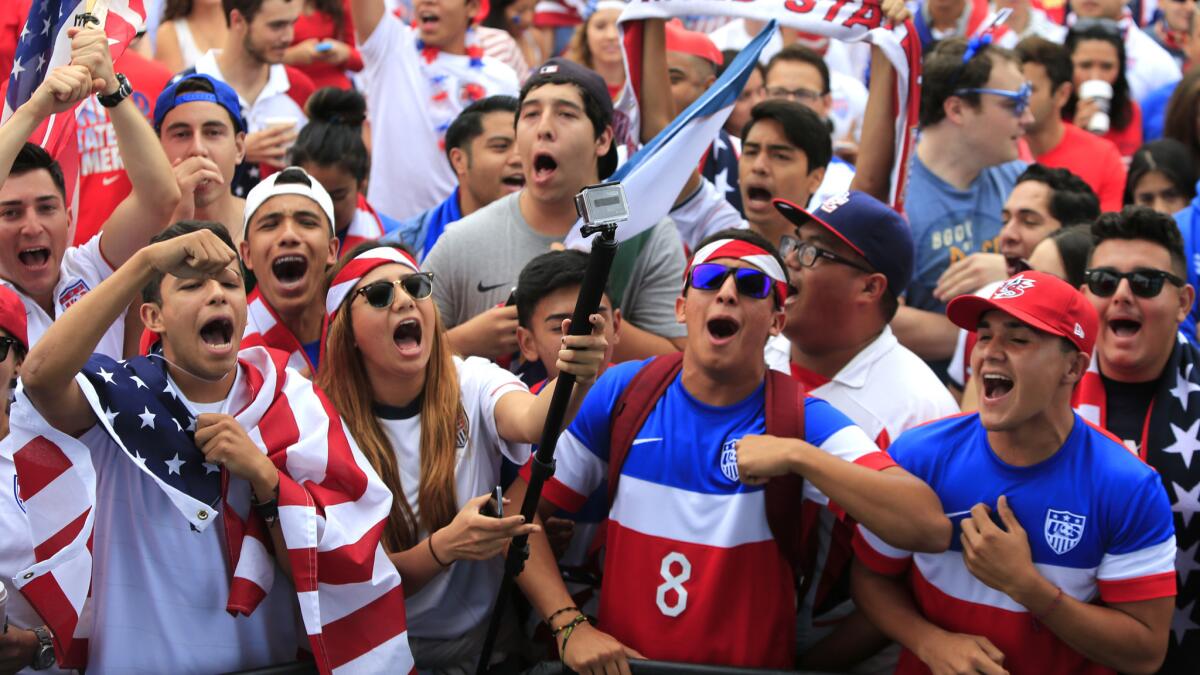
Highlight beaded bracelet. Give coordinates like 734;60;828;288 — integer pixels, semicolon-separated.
546;606;581;628
557;615;595;667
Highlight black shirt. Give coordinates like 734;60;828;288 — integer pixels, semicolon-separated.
1100;373;1158;453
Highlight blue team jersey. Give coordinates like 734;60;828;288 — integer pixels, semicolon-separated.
856;413;1177;675
545;359;893;669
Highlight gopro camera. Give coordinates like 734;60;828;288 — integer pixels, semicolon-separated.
574;182;630;227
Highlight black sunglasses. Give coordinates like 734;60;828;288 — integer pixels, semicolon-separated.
354;273;435;307
1084;268;1185;298
689;263;773;300
0;337;21;362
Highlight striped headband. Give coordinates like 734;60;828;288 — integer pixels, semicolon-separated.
688;238;789;302
325;247;422;318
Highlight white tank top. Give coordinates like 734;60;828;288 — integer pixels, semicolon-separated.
173;18;202;70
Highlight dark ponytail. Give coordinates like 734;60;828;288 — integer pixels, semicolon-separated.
290;86;370;182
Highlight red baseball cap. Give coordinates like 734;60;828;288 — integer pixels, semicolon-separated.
665;20;723;66
947;271;1098;356
0;285;28;353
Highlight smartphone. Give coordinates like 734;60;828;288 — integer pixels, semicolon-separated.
481;486;504;518
315;42;333;53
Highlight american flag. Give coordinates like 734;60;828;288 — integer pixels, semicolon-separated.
2;0;145;209
9;346;414;673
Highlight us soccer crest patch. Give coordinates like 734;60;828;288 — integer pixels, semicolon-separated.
720;439;739;482
1044;509;1086;555
58;278;90;309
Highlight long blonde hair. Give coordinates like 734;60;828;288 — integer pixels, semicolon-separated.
317;243;465;552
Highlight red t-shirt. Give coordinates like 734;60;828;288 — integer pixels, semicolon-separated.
1037;122;1127;213
1102;100;1143;159
291;0;363;91
73;50;173;246
0;0;33;83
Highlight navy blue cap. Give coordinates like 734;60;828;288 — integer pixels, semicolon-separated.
774;191;915;296
154;73;246;134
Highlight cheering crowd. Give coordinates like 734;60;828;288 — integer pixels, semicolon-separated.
0;0;1199;673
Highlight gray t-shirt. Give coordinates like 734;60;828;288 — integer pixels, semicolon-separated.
424;192;687;339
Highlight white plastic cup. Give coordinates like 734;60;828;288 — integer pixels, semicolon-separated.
1078;79;1113;135
263;116;298;153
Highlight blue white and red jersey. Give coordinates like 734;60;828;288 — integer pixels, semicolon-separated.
854;413;1177;675
542;359;895;668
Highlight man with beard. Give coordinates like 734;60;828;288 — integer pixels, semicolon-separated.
0;28;181;359
182;0;315;197
1074;207;1200;671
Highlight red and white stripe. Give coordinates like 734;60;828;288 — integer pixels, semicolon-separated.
9;346;412;673
689;237;790;302
243;289;320;375
342;195;387;255
325;246;421;318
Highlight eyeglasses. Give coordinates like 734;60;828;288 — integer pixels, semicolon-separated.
0;337;22;362
954;82;1032;117
1071;17;1123;37
779;236;873;274
354;273;435;307
1084;268;1185;298
765;86;823;103
689;263;774;299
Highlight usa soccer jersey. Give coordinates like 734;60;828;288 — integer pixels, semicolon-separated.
855;414;1177;675
543;359;894;668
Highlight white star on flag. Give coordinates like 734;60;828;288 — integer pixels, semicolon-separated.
186;417;197;432
1172;600;1199;644
1172;482;1200;528
164;453;185;475
714;167;733;196
97;368;115;384
163;382;178;399
204;462;220;474
1171;369;1200;408
1178;541;1200;587
131;451;147;469
102;407;118;426
11;58;24;78
19;24;28;41
40;18;50;36
138;407;156;429
1163;420;1200;469
130;375;147;389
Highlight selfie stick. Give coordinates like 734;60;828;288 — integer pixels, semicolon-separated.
475;184;628;674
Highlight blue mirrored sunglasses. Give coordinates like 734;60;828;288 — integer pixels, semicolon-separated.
953;82;1033;117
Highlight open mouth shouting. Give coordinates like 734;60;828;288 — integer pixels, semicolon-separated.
18;246;51;270
198;315;235;355
418;12;441;32
393;317;424;357
501;171;526;191
980;371;1014;404
531;152;559;186
1107;316;1143;340
270;254;310;292
743;184;774;213
705;314;742;346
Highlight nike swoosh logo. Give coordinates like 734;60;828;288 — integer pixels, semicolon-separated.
477;281;508;293
101;175;121;186
631;437;663;445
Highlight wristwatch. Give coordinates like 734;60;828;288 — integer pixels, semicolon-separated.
30;625;54;671
97;73;132;108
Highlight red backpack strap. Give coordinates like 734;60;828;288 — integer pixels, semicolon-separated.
606;353;685;508
763;369;809;569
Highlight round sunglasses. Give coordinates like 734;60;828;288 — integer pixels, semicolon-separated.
354;273;435;307
1084;268;1185;298
689;262;773;299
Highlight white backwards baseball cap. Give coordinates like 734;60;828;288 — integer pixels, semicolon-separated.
242;166;336;238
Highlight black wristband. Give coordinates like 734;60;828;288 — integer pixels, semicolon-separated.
251;480;280;525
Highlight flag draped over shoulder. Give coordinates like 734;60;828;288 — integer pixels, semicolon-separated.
565;0;921;249
9;346;412;674
2;0;146;210
243;289;323;376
